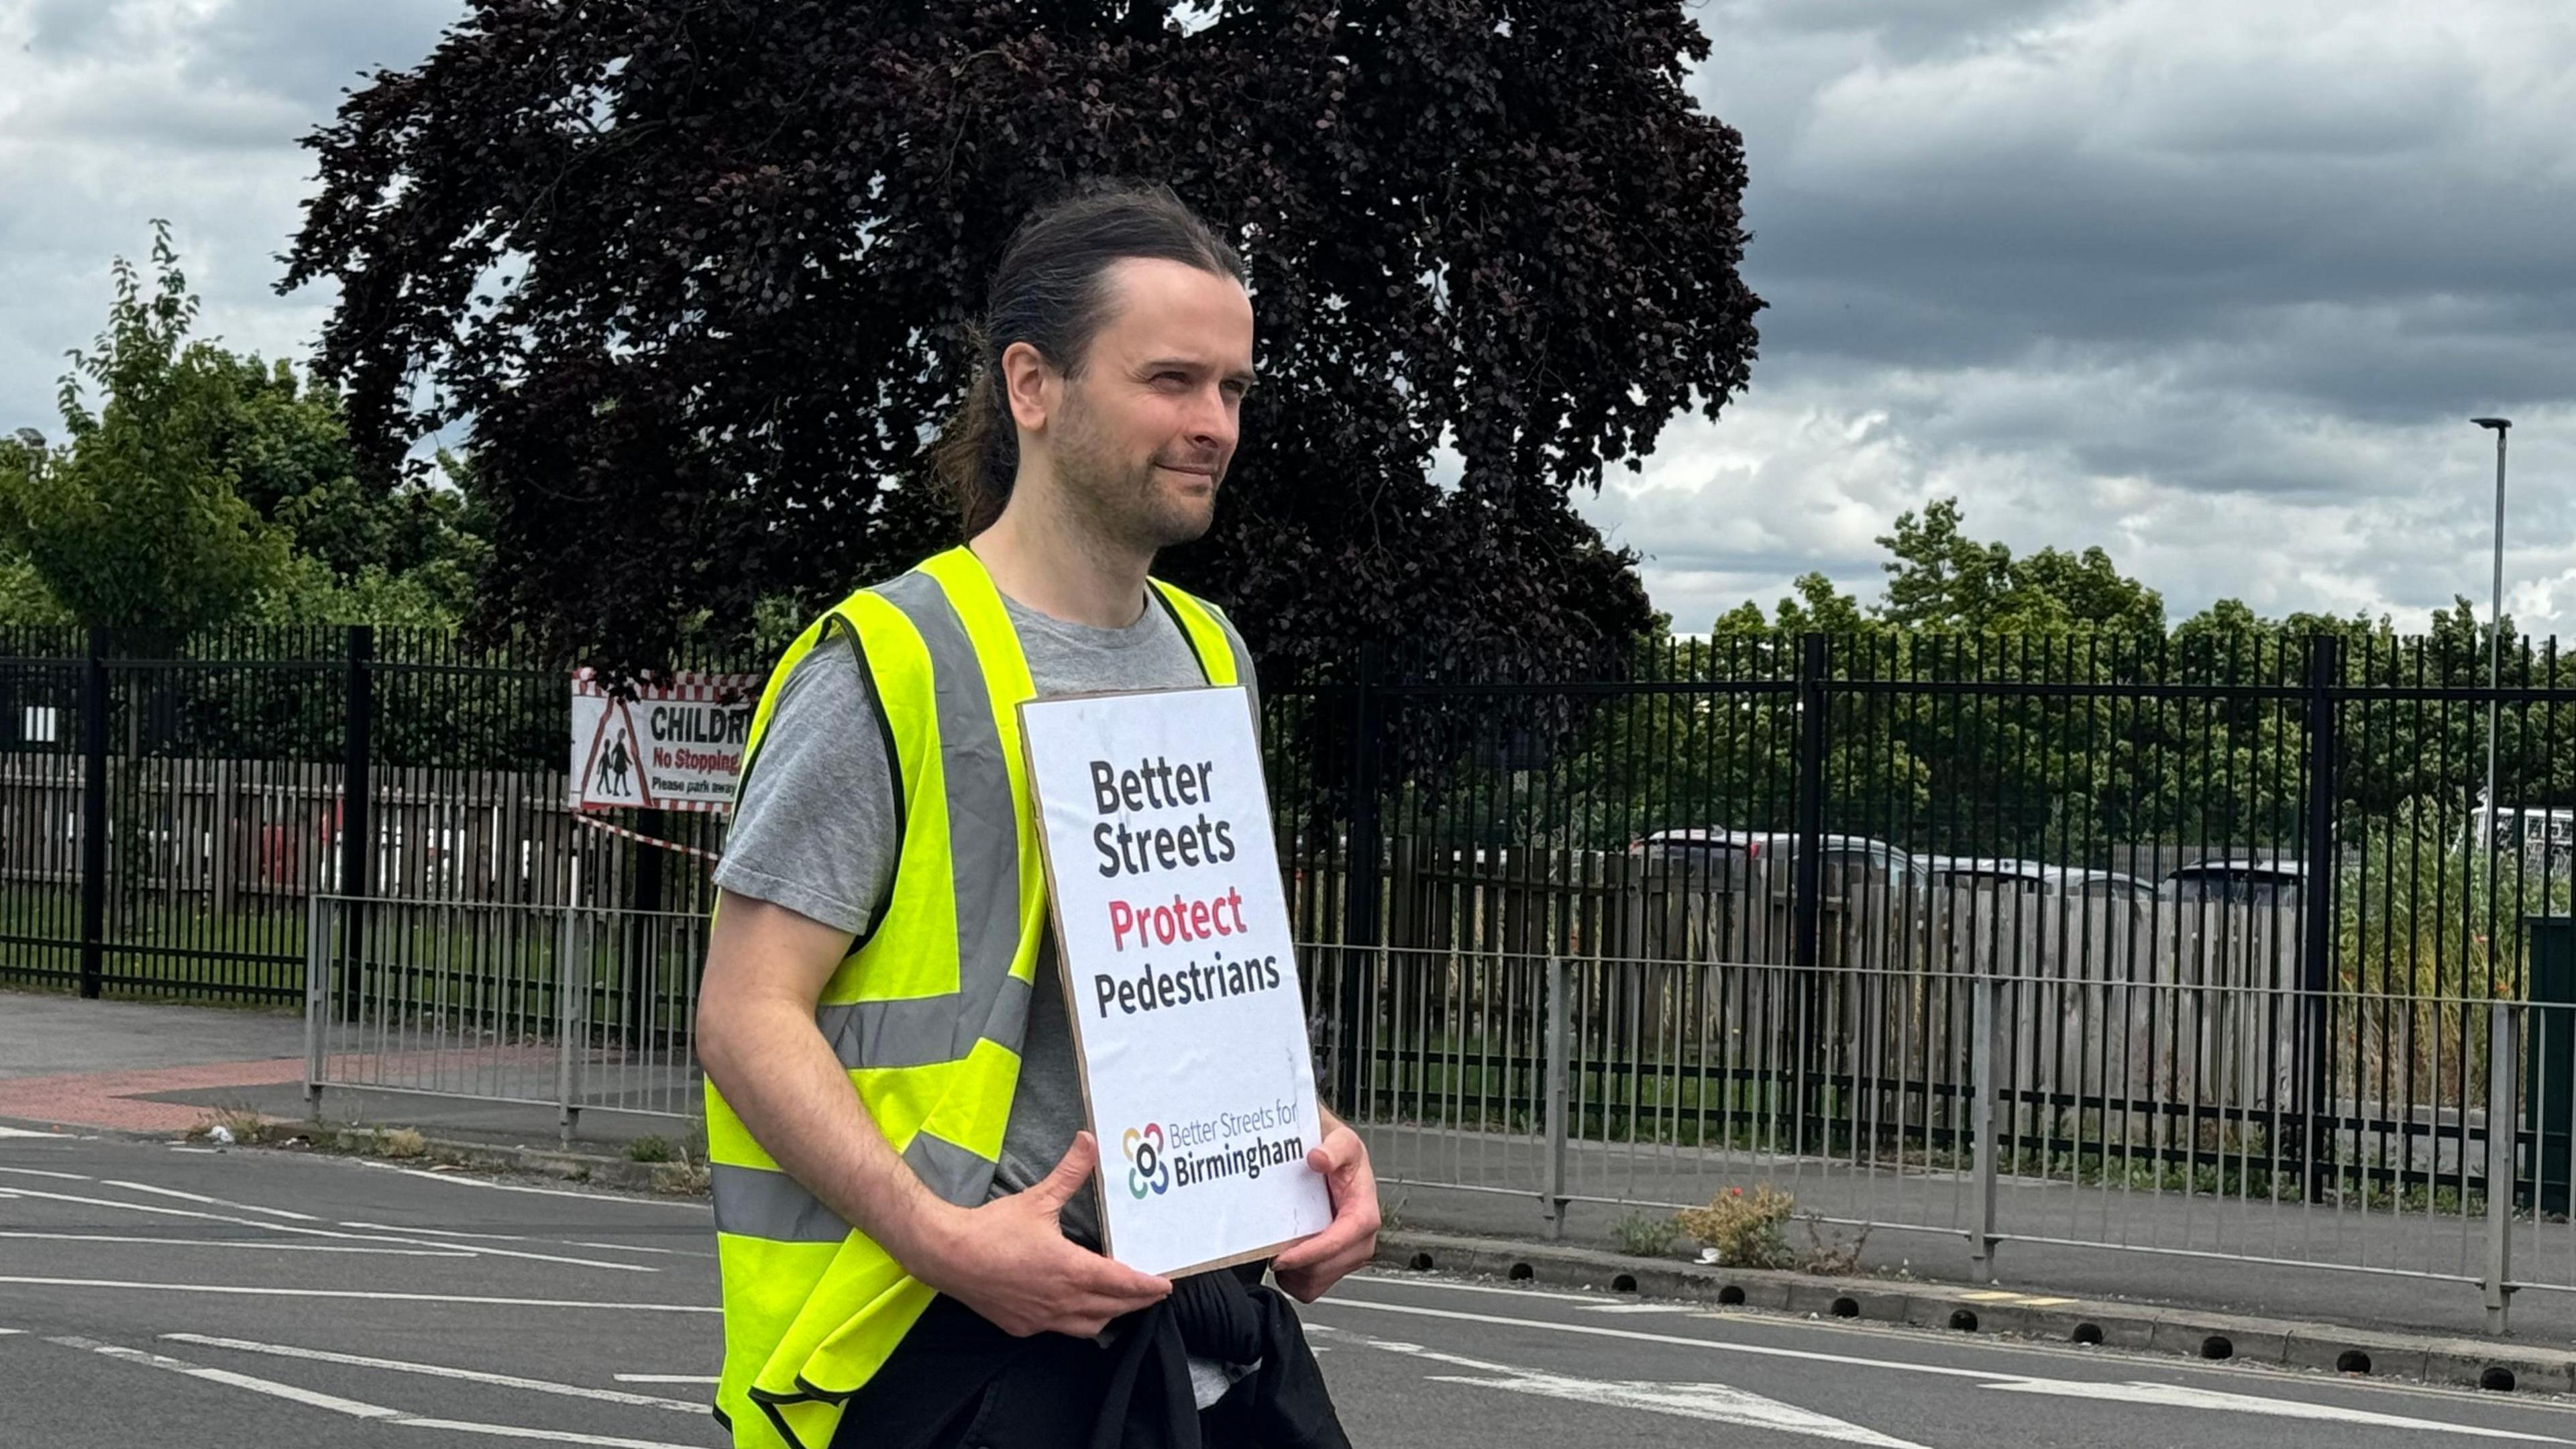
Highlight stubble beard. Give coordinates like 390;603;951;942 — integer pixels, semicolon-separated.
1053;397;1219;554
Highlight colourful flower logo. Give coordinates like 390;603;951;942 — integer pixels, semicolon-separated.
1122;1123;1169;1199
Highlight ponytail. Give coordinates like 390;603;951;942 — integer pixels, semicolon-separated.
930;337;1017;537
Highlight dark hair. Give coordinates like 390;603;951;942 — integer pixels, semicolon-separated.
930;182;1246;536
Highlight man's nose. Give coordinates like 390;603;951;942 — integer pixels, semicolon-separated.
1187;384;1238;453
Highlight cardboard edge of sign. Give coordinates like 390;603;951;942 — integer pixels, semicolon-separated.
1015;683;1326;1282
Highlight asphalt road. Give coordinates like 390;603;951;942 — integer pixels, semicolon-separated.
7;1128;2576;1448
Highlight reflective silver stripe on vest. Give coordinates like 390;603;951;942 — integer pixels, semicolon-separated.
873;570;1028;1063
710;1163;850;1244
902;1128;998;1208
814;974;1032;1072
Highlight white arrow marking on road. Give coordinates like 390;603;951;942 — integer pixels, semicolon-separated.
105;1177;323;1220
0;1277;718;1312
163;1334;706;1412
0;1230;472;1258
1430;1373;1932;1448
52;1336;710;1448
0;1183;656;1271
339;1219;708;1258
356;1161;713;1208
1981;1377;2573;1442
1358;1334;1927;1448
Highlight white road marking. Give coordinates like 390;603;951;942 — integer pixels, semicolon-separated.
163;1334;706;1412
0;1166;93;1180
0;1277;718;1312
1579;1303;1713;1315
0;1126;64;1138
55;1335;710;1448
1320;1297;1997;1382
339;1220;706;1258
105;1178;322;1220
1352;1273;2576;1416
0;1230;471;1258
1319;1299;2576;1443
59;1335;400;1419
1980;1377;2572;1442
357;1161;712;1209
0;1183;656;1271
167;1146;219;1154
1364;1335;1928;1448
612;1373;720;1385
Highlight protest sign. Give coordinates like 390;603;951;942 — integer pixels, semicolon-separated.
1020;685;1333;1277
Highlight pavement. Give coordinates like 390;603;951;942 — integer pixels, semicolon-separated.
12;985;2576;1407
6;1133;2576;1449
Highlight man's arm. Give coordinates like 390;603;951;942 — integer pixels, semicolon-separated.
696;890;1171;1336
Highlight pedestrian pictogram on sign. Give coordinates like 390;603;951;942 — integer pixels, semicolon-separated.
578;699;649;806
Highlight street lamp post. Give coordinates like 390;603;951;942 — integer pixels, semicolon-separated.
2472;417;2511;857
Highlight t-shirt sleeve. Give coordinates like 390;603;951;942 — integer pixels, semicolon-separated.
711;633;898;937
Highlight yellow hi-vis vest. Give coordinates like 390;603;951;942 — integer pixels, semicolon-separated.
706;545;1246;1449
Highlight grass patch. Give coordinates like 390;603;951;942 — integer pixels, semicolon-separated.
1610;1210;1682;1258
374;1126;428;1159
626;1134;674;1163
184;1104;281;1145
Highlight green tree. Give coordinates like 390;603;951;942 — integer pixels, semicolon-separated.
0;231;491;633
0;224;290;633
1876;497;2163;633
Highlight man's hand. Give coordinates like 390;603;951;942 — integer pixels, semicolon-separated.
908;1132;1172;1338
1271;1116;1379;1301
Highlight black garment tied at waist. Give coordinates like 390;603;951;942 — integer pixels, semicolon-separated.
829;1265;1350;1449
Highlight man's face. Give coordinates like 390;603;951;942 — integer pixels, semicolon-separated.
1043;257;1255;551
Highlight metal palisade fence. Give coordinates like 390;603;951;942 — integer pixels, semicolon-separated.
0;625;741;1005
9;623;2576;1324
1265;630;2576;1330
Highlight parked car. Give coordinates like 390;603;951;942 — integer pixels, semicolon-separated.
1925;857;2155;902
2162;857;2304;906
1630;828;1923;891
2463;807;2576;858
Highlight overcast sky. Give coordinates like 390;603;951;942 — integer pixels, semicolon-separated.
5;1;2571;636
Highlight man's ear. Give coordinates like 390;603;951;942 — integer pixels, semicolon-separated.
1001;341;1053;435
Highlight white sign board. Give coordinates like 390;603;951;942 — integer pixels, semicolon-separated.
569;669;762;813
1020;685;1332;1277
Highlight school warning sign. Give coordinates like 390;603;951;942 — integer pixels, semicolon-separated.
569;669;761;812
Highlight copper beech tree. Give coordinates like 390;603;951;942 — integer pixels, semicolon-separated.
284;0;1761;680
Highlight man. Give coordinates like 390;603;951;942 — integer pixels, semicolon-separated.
696;183;1378;1449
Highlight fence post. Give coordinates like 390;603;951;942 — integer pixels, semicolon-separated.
2298;633;2342;1200
304;893;329;1110
558;851;587;1146
1972;967;2001;1280
1334;641;1386;1114
337;626;375;1020
2487;1000;2518;1334
77;627;107;999
1793;633;1829;1147
626;806;666;1049
1543;953;1569;1240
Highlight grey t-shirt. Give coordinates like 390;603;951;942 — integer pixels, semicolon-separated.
712;590;1254;1248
